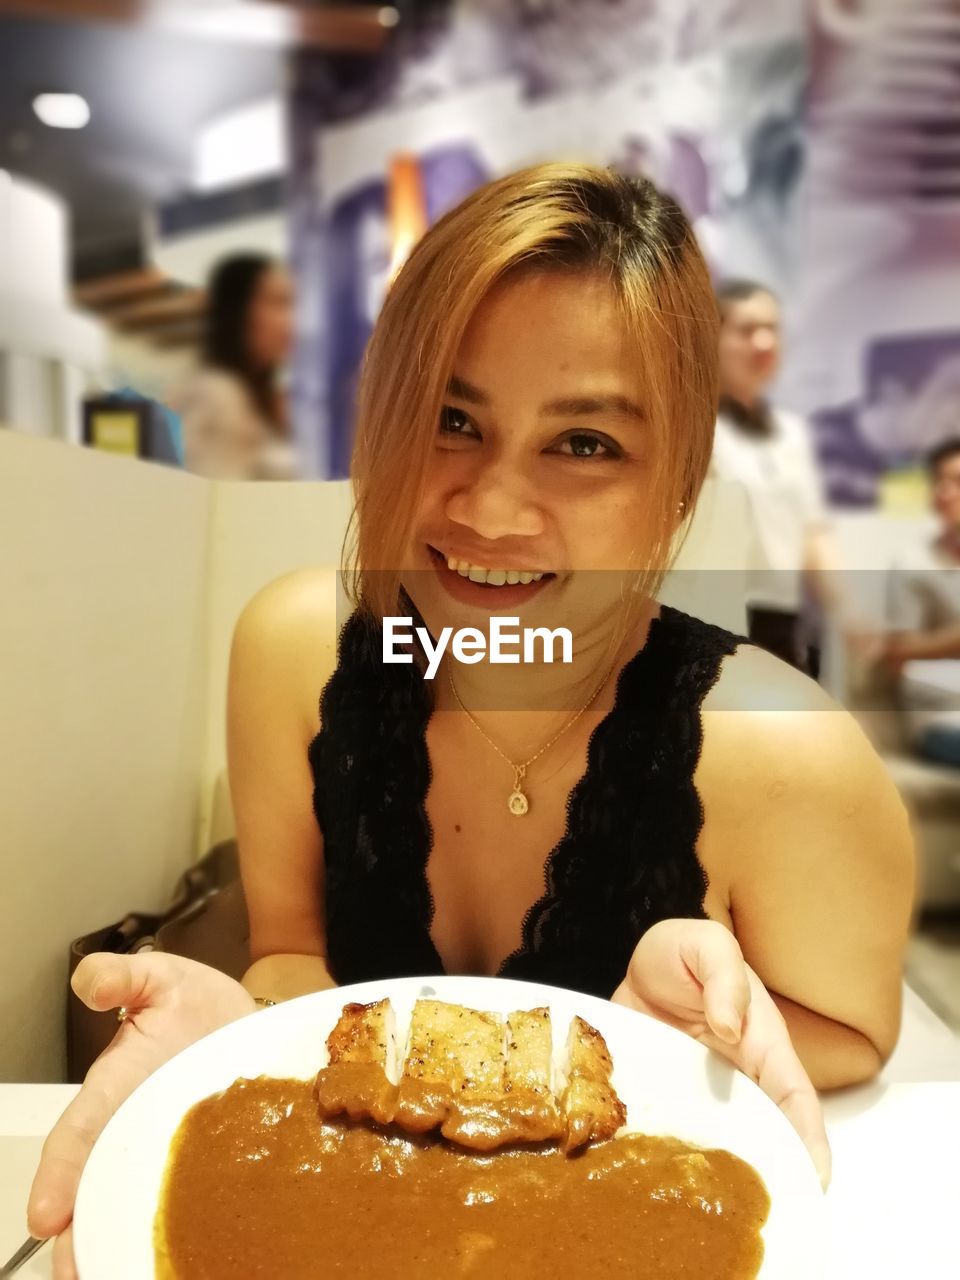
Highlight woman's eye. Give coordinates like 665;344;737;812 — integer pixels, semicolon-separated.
439;406;478;439
554;433;621;459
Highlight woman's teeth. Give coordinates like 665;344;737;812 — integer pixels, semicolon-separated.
445;556;544;586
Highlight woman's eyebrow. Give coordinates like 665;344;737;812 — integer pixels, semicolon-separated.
445;379;645;422
541;394;645;421
447;375;489;405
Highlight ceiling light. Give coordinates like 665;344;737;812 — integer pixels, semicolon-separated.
379;6;400;27
33;93;90;130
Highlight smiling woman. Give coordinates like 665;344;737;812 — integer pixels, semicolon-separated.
349;164;717;644
30;164;914;1277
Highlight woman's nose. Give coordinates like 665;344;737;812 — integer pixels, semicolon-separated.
445;460;545;542
752;327;777;353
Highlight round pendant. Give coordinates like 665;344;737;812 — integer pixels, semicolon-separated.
508;790;529;816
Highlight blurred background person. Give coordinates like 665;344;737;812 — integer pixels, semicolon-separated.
876;438;960;766
710;278;844;675
168;254;298;481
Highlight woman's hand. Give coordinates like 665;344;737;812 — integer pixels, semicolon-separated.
611;919;832;1189
28;952;256;1279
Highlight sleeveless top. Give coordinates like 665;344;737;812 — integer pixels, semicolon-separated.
308;606;744;999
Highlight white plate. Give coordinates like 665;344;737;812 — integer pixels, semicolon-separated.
74;975;826;1278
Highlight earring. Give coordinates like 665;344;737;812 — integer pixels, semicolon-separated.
676;500;686;516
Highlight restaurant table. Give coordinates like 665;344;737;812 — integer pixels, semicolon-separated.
2;988;959;1279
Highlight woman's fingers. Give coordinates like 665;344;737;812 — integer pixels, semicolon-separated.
680;921;752;1045
30;953;167;1238
699;975;832;1190
764;1056;832;1191
52;1223;77;1280
618;921;830;1190
740;984;832;1190
27;1078;117;1238
71;952;162;1015
30;955;250;1261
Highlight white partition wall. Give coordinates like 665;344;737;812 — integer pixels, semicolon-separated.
0;434;211;1080
197;480;353;846
0;444;354;1079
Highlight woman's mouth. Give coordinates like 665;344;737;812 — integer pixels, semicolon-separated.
425;545;556;608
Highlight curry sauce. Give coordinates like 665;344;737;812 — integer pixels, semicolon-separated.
156;1077;770;1279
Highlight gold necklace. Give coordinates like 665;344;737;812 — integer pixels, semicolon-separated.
447;666;611;817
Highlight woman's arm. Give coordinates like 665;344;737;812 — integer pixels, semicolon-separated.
227;571;339;1001
702;648;916;1090
767;992;886;1090
243;954;337;1002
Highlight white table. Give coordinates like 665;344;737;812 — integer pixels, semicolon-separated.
0;1085;75;1280
3;990;960;1279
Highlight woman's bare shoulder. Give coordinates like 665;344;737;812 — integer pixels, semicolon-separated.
702;642;902;814
236;569;339;634
231;571;341;727
698;644;914;965
706;642;836;714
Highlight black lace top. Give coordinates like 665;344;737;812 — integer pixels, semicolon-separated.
308;606;744;999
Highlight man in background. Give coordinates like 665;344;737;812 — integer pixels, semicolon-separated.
710;278;841;674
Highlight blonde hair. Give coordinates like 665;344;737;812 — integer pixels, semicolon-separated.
347;161;719;622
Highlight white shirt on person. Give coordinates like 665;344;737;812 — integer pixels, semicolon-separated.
711;401;828;613
168;368;298;482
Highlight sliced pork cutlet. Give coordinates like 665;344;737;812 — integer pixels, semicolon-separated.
314;998;399;1126
315;998;626;1154
560;1015;627;1153
394;999;508;1149
500;1007;563;1144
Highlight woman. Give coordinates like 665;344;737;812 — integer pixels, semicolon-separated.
31;165;912;1273
169;253;298;480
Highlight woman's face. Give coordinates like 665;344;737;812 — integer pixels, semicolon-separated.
246;266;295;368
406;270;663;644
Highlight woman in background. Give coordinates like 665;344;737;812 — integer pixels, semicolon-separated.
170;254;298;481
